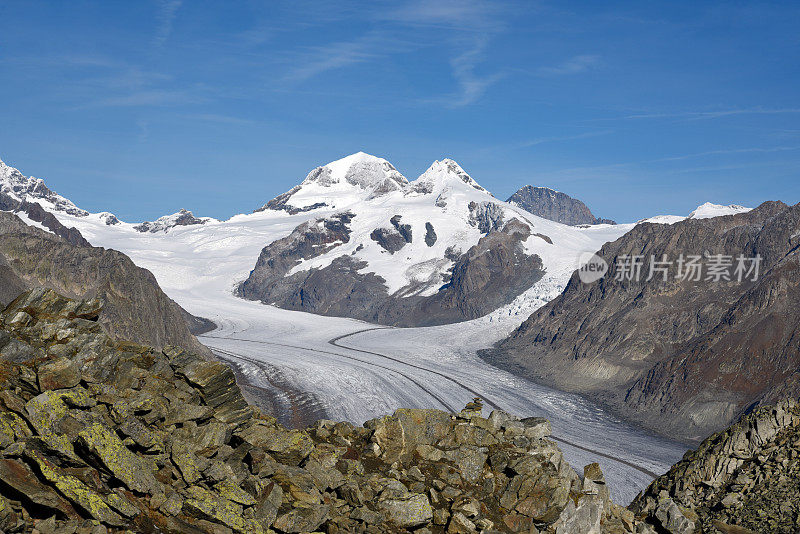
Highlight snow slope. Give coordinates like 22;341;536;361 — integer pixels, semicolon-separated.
637;202;751;225
688;201;752;219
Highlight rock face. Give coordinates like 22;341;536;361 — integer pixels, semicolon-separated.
507;186;615;226
0;211;210;355
238;213;543;327
0;288;659;534
485;201;800;442
631;399;800;533
0;196;90;248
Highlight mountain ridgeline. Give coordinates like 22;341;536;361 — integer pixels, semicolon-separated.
484;200;800;443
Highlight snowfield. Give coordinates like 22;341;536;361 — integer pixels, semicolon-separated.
2;153;754;503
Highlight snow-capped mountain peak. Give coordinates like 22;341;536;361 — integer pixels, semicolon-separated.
0;158;87;216
410;158;488;195
302;152;408;191
637;202;752;225
257;152;410;214
688;202;751;219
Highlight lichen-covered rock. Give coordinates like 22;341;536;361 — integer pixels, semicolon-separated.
26;449;127;526
378;492;433;528
366;408;453;462
77;422;161;494
0;457;77;517
631;399;800;532
184;485;264;534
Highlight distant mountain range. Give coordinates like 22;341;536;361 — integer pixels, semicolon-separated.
1;153;636;327
236;153;617;326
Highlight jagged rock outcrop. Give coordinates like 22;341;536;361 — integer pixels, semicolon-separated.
133;209;208;233
485;201;800;442
630;399;800;533
507;186;615;226
370;215;413;254
0;159;88;218
0;211;210;355
0;289;654;534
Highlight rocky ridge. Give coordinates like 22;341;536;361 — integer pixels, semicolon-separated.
485;201;800;442
0;211;211;356
0;288;656;534
507;187;615;226
0;159;88;218
631;399;800;533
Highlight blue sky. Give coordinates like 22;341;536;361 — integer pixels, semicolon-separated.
0;1;798;222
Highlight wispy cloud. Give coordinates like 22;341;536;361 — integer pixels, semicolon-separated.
85;89;202;108
654;145;800;162
382;0;507;31
445;39;503;107
623;107;800;120
282;33;386;83
182;113;255;125
153;0;182;48
516;129;614;148
537;55;601;76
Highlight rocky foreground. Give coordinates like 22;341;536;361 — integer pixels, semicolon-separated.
0;289;797;533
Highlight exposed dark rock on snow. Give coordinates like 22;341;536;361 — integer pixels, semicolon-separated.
0;212;210;356
485;201;800;442
254;185;330;214
133;209;207;233
370;228;408;254
507;186;615;226
425;222;438;246
237;212;356;299
0;186;90;248
370;215;413;254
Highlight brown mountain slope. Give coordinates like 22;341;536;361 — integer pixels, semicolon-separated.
0;211;211;355
483;201;800;443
